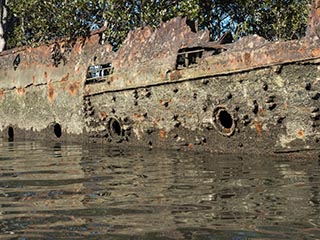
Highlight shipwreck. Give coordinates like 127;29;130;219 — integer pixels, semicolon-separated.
1;2;320;156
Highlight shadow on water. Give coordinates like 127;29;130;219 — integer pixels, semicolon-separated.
0;139;319;239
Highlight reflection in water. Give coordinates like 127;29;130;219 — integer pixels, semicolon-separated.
0;139;319;239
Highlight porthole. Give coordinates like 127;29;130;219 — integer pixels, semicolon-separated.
8;126;14;141
107;117;123;142
53;123;62;138
213;106;236;137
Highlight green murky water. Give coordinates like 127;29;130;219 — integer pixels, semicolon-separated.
0;140;319;239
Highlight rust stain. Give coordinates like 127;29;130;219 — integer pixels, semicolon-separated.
153;120;159;127
48;82;55;103
60;73;69;83
297;129;304;138
99;111;107;118
44;71;48;80
188;143;193;149
254;121;262;136
16;88;26;95
259;108;266;116
108;76;114;83
134;113;142;118
0;89;4;98
68;81;80;96
244;52;251;66
312;48;320;57
160;130;166;140
169;71;182;81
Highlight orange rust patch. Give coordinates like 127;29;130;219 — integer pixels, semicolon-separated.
48;82;55;103
68;81;80;96
297;129;304;138
153;120;159;127
60;73;69;83
44;71;48;80
258;108;266;116
159;130;166;140
0;89;4;98
99;111;107;118
244;52;251;65
169;71;182;81
188;143;193;149
312;48;320;57
254;121;262;136
134;113;142;118
16;88;26;95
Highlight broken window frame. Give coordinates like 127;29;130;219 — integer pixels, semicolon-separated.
86;63;113;84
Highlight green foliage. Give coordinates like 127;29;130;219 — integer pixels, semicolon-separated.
233;0;310;41
4;0;311;49
7;0;101;48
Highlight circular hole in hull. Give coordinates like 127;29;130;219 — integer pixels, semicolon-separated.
107;117;123;142
213;106;236;136
8;127;14;141
54;123;62;138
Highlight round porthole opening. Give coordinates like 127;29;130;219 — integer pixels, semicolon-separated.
107;117;123;141
213;107;236;136
54;123;62;138
8;127;14;141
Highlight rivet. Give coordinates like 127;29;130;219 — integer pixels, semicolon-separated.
268;103;277;111
174;122;181;128
252;100;259;114
145;92;152;98
263;83;268;91
312;93;320;100
202;79;209;85
173;114;179;121
306;83;312;91
193;93;198;100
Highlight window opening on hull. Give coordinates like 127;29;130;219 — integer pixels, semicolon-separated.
176;47;203;69
86;63;113;84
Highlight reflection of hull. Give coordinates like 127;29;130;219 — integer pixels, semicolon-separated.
1;3;320;156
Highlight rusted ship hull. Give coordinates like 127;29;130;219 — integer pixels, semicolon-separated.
84;60;320;156
1;3;320;156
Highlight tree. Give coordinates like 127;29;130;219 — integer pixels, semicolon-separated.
3;0;311;50
231;0;310;41
0;0;8;52
6;0;101;48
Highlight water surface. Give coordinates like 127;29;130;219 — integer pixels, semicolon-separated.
0;140;319;239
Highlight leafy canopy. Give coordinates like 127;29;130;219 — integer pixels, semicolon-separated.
4;0;311;50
